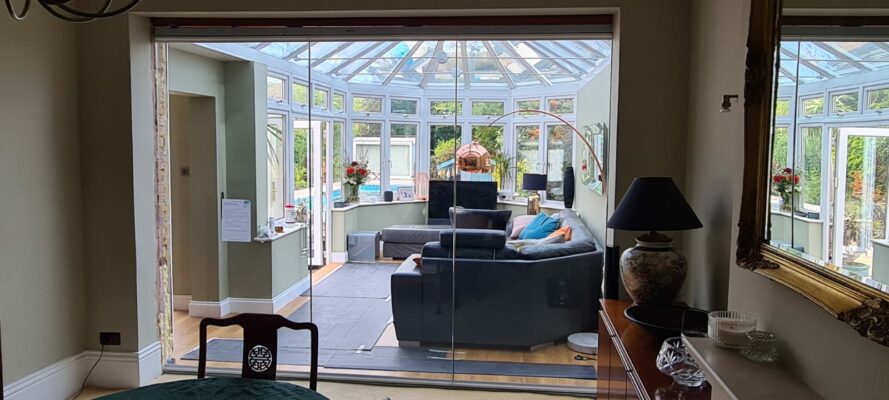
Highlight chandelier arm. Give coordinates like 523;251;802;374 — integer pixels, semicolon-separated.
480;109;607;196
5;0;32;20
37;1;92;22
55;0;138;19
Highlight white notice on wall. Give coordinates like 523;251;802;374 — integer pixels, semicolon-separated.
221;199;252;242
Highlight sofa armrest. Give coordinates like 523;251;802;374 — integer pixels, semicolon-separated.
391;256;423;342
439;229;506;249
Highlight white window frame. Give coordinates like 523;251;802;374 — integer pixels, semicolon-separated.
390;97;420;116
313;84;330;111
351;94;384;115
332;91;346;113
545;96;576;115
266;72;288;104
800;95;825;118
829;89;861;116
470;99;507;117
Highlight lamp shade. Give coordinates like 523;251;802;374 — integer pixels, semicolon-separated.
606;177;702;231
522;173;547;191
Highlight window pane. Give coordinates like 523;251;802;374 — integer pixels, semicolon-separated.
547;97;574;114
471;101;505;116
832;92;858;114
775;98;790;117
429;125;462;180
293;118;309;192
333;121;344;201
517;99;541;116
430;100;462;116
771;127;789;171
267;114;285;219
292;82;309;106
515;125;540;196
867;88;889;110
332;92;345;112
314;88;329;110
802;97;823;116
546;124;573;201
353;96;383;113
391;123;417;184
352;122;383;193
471;125;505;188
391;98;418;115
267;76;284;102
799;127;822;210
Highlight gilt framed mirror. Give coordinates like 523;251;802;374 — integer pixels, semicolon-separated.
737;0;889;347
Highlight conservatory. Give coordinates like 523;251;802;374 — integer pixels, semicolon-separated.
771;40;889;291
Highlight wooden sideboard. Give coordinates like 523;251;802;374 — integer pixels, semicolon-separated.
598;299;711;400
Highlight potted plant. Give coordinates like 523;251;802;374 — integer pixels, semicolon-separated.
295;200;309;223
344;161;370;204
772;167;800;213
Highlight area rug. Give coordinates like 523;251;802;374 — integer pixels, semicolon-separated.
303;263;398;299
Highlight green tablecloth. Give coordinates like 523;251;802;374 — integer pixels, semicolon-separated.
98;378;329;400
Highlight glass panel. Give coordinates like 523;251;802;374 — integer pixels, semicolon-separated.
351;121;382;194
352;95;383;113
546;124;573;200
471;101;505;116
868;88;889;110
798;127;822;213
332;121;344;201
429;125;461;180
390;98;418;115
802;97;824;116
516;99;541;116
515;124;541;197
292;82;309;106
332;92;345;112
430;100;462;116
293;118;309;193
390;123;417;187
267;75;285;102
775;98;791;117
314;87;329;110
471;125;505;188
547;97;575;114
266;114;285;219
832;92;859;114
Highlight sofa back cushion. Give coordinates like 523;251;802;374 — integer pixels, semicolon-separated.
449;207;512;230
514;210;597;260
519;213;560;240
509;214;536;239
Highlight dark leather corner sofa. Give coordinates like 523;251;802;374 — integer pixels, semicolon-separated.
390;208;603;349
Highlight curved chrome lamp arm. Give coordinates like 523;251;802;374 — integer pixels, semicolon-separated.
477;109;607;196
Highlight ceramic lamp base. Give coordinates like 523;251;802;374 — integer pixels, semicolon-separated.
619;231;687;304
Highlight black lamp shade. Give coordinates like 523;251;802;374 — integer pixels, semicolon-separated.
606;177;702;231
522;173;547;191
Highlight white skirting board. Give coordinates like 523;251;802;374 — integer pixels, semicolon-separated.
330;251;348;264
186;276;310;318
173;294;191;311
3;341;162;400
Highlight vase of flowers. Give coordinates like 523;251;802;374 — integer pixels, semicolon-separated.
772;167;800;213
344;161;369;203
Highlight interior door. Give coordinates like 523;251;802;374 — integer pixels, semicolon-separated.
833;127;889;280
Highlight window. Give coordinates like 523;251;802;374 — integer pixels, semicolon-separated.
391;98;418;115
332;121;345;201
802;97;823;116
547;97;574;114
429;125;462;179
267;114;286;219
798;127;822;211
516;99;541;116
332;92;345;112
430;100;462;116
391;123;418;184
546;124;573;201
267;76;285;102
471;125;505;187
352;122;383;192
353;95;383;113
292;82;309;106
515;125;541;196
832;92;858;114
775;98;791;117
867;88;889;111
293;118;309;192
771;127;789;171
314;87;329;110
471;101;505;116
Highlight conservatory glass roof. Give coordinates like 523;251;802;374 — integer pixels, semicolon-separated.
778;41;889;86
238;40;611;88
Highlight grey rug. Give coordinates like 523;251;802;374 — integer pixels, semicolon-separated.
280;296;391;350
182;339;596;380
304;263;398;299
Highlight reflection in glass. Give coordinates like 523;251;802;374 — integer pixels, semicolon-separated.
267;114;285;219
351;121;382;194
429;125;461;180
546;124;573;201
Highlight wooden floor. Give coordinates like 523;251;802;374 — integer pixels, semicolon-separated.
172;262;597;389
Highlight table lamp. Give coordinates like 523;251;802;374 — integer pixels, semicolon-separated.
606;177;702;303
522;173;547;215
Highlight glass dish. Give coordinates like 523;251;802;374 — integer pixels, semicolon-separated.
656;337;706;388
708;311;757;349
741;330;778;363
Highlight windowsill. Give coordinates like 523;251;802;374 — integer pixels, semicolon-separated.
498;199;566;210
253;222;307;243
769;209;822;223
332;199;427;212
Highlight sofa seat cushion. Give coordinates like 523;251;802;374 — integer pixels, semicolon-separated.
439;229;506;249
515;209;597;260
382;225;447;244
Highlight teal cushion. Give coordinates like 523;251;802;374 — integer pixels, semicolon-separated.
519;213;560;240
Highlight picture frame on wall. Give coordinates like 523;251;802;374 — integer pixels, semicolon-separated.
397;187;414;201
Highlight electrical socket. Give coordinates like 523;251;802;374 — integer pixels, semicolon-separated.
99;331;121;346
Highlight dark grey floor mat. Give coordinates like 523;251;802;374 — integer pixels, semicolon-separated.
183;339;595;380
304;263;398;299
281;296;391;350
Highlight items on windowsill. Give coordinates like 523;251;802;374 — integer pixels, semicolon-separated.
772;167;800;213
522;173;547;215
708;311;757;349
295;201;308;223
284;204;297;224
257;224;273;239
606;177;703;304
656;337;706;388
344;160;371;204
384;191;394;202
741;330;778;363
397;187;414;201
274;224;284;233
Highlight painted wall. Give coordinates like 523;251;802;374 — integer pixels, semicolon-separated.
574;66;613;247
0;12;86;384
331;202;428;252
170;95;192;296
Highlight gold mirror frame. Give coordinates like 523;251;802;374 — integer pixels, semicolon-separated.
736;0;889;347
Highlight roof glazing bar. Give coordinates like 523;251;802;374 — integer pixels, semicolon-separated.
420;41;444;88
814;42;872;72
382;41;425;85
780;47;836;79
309;42;352;67
342;42;400;82
550;41;600;68
283;43;311;60
483;41;516;88
522;41;584;80
501;41;551;86
326;42;384;75
460;42;471;89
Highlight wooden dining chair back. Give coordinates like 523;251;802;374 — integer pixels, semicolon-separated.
198;313;319;390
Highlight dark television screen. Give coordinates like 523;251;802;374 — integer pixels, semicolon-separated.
427;180;498;221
